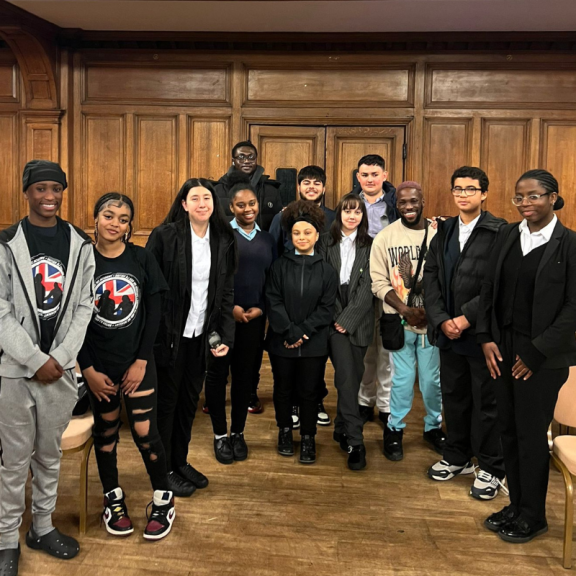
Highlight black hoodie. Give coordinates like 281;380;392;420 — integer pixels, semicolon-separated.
214;165;283;232
265;250;337;358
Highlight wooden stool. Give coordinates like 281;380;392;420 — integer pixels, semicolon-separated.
61;411;94;535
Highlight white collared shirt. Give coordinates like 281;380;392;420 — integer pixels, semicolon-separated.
183;224;211;338
340;229;357;285
519;214;557;256
458;213;481;252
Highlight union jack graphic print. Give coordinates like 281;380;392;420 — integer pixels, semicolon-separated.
94;273;139;329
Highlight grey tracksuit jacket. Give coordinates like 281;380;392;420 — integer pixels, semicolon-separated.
0;218;95;378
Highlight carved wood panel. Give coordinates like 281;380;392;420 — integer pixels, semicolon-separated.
190;118;231;181
423;118;473;218
0;114;16;228
480;119;531;224
134;115;178;235
540;120;576;230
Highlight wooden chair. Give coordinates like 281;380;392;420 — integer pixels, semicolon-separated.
551;366;576;569
61;411;94;535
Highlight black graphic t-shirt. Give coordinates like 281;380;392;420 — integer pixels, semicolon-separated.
84;244;167;374
23;218;71;354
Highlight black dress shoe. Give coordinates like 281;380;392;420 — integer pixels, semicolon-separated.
423;427;446;455
231;432;248;461
177;463;209;489
300;435;316;464
278;428;294;456
167;471;196;497
498;517;548;543
333;430;348;452
484;505;519;532
358;405;374;424
0;545;20;576
347;444;367;471
214;437;234;465
383;427;403;461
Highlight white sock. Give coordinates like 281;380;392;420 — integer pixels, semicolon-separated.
153;490;173;507
214;434;227;440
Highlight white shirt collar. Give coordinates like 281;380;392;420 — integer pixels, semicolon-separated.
191;223;210;243
519;214;557;240
459;213;481;230
341;229;358;243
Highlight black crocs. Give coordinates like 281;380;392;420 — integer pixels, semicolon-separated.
25;526;79;560
0;545;20;576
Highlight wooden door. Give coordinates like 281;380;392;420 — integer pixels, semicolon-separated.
325;126;405;208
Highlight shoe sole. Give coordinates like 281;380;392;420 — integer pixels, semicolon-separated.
317;420;331;427
248;408;263;414
498;525;548;544
427;464;475;482
470;489;498;501
292;422;300;429
143;513;175;541
484;519;507;532
233;454;248;462
278;448;294;457
384;451;403;462
104;523;135;537
299;458;316;464
348;460;367;471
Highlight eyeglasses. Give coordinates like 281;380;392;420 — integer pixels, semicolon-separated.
511;192;551;206
233;153;257;163
451;187;482;196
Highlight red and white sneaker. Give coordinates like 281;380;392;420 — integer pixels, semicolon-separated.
144;490;175;541
102;487;134;536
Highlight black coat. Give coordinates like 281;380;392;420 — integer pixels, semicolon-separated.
424;211;506;347
476;219;576;370
317;232;374;347
265;250;338;358
214;165;282;232
146;218;236;367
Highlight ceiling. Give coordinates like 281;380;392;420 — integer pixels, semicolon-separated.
7;0;576;33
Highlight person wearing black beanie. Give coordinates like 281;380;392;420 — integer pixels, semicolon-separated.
477;169;576;544
0;159;94;573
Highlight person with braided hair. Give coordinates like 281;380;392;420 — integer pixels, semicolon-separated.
78;193;177;541
265;200;338;464
477;169;576;543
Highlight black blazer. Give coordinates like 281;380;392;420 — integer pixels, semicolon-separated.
318;232;374;347
476;219;576;370
146;218;236;367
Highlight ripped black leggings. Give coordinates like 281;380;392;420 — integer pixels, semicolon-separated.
88;355;168;493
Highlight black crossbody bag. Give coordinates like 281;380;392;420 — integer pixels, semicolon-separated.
379;223;429;351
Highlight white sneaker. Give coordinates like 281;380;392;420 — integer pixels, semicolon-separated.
317;402;331;426
144;490;175;541
427;459;475;481
470;469;508;500
292;406;300;429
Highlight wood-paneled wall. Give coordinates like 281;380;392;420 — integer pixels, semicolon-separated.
2;40;576;241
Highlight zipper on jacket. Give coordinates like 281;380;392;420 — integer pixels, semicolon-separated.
1;241;41;343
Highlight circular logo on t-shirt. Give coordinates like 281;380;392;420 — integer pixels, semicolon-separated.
31;255;66;320
94;273;139;329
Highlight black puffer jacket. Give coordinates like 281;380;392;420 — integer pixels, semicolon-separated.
265;251;337;358
214;165;282;231
146;218;236;367
424;211;506;347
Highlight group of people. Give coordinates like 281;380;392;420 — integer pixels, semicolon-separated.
0;141;575;576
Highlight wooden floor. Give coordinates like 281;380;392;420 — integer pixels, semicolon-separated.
16;357;574;575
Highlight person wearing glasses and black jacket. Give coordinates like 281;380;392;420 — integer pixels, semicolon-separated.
146;178;237;498
424;166;507;501
477;169;576;544
214;140;282;232
266;200;338;464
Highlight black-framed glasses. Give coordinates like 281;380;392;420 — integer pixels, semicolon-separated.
511;192;551;206
451;187;482;196
233;153;257;163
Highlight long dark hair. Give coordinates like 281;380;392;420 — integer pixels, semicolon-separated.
329;193;372;248
164;178;235;240
516;169;565;211
93;192;135;243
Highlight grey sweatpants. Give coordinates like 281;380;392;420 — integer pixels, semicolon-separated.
0;371;77;549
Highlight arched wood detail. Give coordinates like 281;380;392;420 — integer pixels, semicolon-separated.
0;27;58;109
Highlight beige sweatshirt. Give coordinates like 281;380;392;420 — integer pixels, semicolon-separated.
370;219;436;335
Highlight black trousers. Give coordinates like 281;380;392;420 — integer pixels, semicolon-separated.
156;335;205;471
496;329;568;524
440;348;505;479
89;355;168;493
205;316;266;436
270;354;328;437
329;332;367;447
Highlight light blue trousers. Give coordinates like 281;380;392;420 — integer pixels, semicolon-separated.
388;330;442;432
